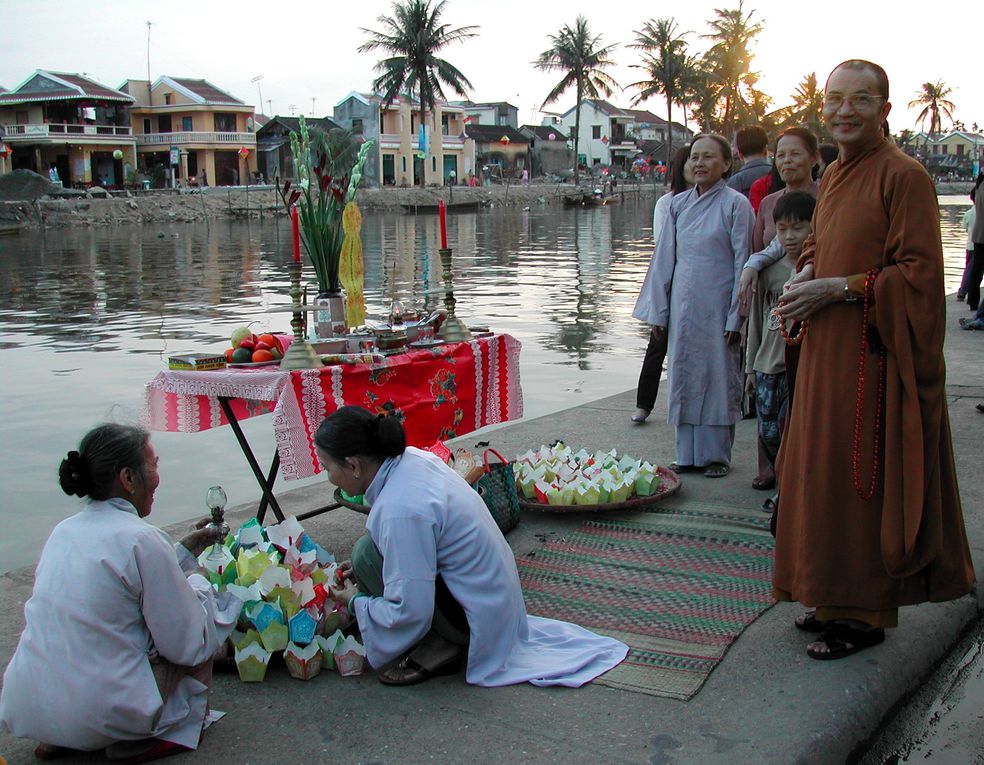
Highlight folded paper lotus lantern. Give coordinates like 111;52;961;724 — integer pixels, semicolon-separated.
284;641;323;680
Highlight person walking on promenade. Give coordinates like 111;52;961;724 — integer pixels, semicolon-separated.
631;143;692;424
633;134;754;477
773;60;975;661
727;125;771;198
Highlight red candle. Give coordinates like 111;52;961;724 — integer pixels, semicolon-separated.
438;199;448;249
291;205;301;262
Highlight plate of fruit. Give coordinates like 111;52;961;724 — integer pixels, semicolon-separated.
224;326;288;367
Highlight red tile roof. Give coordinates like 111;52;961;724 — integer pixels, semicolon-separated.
169;78;244;105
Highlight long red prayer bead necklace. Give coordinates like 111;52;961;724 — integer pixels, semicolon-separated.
852;268;886;501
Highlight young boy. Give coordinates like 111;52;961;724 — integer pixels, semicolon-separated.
744;191;816;492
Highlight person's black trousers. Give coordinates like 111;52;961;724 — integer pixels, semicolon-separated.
635;329;669;412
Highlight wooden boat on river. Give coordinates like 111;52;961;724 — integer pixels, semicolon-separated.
401;200;488;214
562;190;619;207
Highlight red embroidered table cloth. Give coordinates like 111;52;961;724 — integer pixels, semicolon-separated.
144;334;523;480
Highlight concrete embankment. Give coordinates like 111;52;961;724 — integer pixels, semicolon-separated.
0;297;981;764
0;179;972;233
0;181;661;231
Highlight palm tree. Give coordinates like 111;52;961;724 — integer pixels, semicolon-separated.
627;18;692;180
700;1;764;135
358;0;478;187
908;80;956;139
533;16;619;185
785;73;825;137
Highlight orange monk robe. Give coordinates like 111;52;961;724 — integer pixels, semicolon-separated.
773;140;974;614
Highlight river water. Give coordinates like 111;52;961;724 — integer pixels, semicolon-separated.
0;195;971;573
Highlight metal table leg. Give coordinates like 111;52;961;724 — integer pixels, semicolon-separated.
218;397;286;523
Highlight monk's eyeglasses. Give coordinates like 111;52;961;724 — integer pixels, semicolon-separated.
822;93;885;112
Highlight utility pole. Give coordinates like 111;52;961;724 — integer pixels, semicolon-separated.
289;105;296;116
311;97;317;117
267;99;272;118
251;75;264;115
146;21;153;106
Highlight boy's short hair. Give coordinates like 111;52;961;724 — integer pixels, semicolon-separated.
735;125;768;156
773;191;816;224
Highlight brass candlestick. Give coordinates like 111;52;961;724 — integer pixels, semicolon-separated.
437;247;472;342
280;261;322;370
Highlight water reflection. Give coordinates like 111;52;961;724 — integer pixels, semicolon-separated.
0;195;969;573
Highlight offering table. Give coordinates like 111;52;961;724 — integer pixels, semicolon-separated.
144;334;523;522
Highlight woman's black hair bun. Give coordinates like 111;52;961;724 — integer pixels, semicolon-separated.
58;450;92;498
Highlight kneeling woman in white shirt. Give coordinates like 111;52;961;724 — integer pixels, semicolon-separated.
320;406;628;687
0;423;242;763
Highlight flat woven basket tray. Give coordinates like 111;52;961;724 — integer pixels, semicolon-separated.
517;465;681;513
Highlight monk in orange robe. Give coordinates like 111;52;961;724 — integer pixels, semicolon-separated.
773;60;975;660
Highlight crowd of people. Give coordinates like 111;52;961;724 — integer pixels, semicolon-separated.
632;59;974;660
0;57;977;763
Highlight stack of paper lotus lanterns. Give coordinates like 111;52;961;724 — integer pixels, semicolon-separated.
198;515;366;682
514;443;660;506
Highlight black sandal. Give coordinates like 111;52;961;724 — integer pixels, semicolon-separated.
378;652;462;686
668;462;699;474
794;610;829;633
806;623;885;661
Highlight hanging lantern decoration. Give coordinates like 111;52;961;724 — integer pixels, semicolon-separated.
547;132;556;141
112;149;124;160
500;135;510;145
238;146;250;159
0;144;10;157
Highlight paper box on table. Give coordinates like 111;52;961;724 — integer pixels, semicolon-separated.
284;641;323;680
258;563;292;597
333;635;367;676
235;643;272;682
197;544;235;577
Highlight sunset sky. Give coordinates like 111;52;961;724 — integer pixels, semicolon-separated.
2;0;979;135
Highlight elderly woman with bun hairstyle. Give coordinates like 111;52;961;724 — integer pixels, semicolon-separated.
0;423;242;763
320;406;627;687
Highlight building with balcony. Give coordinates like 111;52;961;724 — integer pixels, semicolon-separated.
120;76;256;187
334;92;475;186
0;70;136;187
559;100;638;170
452;101;519;128
908;130;984;177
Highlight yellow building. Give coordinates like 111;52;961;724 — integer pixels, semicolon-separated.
910;130;984;176
0;70;136;187
120;76;256;187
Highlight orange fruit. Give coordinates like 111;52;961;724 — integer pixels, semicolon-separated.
252;349;274;363
257;333;277;348
224;348;235;362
